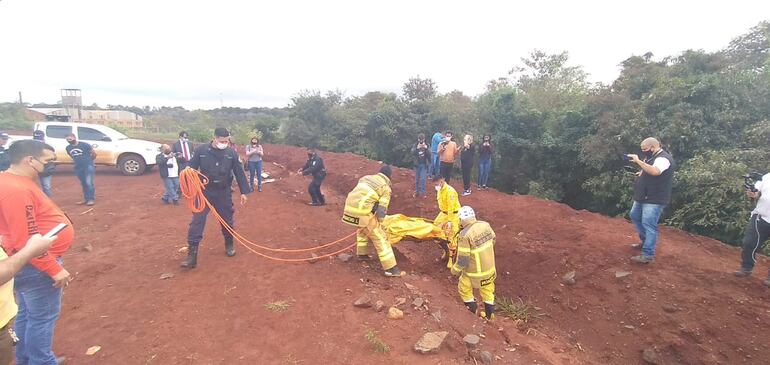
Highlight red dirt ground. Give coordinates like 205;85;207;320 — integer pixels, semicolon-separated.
44;144;770;364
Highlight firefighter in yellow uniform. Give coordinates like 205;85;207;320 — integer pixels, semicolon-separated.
451;206;496;320
433;176;461;267
341;165;404;277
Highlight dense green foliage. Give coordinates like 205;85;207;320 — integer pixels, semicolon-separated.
5;22;769;246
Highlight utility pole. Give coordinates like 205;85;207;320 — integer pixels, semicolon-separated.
219;92;223;109
18;91;23;104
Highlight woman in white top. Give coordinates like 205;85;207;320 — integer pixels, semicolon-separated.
245;137;265;192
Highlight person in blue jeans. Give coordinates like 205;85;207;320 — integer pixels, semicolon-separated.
156;144;180;205
411;134;432;197
477;135;493;189
625;137;675;264
14;262;64;365
245;137;264;192
65;134;97;206
430;131;443;179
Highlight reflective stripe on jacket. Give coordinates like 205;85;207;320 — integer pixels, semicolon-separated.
452;220;496;280
342;173;391;226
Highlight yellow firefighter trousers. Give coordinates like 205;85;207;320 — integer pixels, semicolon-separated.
356;216;397;270
458;273;496;304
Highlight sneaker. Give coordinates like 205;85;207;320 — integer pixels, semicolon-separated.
308;202;319;206
734;268;752;277
85;200;95;206
258;186;262;192
76;201;86;205
384;266;406;277
630;243;643;250
461;190;471;196
631;255;654;264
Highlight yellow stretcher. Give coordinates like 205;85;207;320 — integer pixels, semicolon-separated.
381;214;448;244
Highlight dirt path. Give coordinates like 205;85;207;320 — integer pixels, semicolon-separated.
48;144;770;364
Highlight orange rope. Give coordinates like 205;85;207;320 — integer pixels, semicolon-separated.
179;168;356;261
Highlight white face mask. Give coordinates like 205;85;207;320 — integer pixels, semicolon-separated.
215;142;229;150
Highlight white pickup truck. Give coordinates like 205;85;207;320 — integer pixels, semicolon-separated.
9;122;161;176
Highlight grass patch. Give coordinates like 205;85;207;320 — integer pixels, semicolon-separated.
497;297;540;322
264;300;292;312
364;329;390;354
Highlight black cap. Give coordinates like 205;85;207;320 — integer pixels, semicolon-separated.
379;165;392;179
179;131;188;138
214;127;230;137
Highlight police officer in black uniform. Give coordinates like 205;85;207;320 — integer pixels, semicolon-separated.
297;148;327;206
182;127;250;269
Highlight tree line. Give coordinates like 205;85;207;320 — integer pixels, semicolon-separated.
2;21;767;246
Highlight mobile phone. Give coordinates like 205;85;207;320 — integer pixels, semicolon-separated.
43;223;68;239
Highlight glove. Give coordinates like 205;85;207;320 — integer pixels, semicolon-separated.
375;206;387;220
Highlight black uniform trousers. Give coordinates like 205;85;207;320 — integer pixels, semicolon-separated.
187;188;235;247
741;214;770;272
308;176;326;204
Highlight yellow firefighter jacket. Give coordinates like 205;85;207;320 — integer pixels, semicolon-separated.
451;219;496;285
342;173;392;227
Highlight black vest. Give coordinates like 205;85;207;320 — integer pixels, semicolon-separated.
633;149;675;205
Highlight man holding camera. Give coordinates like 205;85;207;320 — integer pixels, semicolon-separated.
411;134;432;197
734;172;770;286
626;137;675;264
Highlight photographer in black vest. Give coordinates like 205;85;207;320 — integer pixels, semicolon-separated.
625;137;675;264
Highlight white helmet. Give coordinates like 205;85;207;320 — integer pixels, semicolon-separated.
458;206;476;222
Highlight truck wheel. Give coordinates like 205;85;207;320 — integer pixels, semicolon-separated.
118;154;146;176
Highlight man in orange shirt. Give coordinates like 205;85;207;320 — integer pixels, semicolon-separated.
0;140;74;365
438;131;459;183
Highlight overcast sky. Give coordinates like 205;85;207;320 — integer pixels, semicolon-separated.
0;1;768;110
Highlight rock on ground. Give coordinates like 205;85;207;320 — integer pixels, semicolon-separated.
414;331;449;354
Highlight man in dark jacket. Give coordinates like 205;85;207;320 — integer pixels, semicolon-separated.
411;133;432;197
172;131;194;171
298;148;327;206
626;137;675;264
181;127;250;269
156;144;181;205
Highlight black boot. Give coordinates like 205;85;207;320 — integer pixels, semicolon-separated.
181;245;198;268
225;236;236;257
464;301;478;314
437;240;449;260
319;194;326;206
484;303;495;320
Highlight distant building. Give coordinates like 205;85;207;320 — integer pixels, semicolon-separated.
26;107;144;128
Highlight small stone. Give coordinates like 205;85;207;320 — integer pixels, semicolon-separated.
394;297;407;307
517;232;524;236
472;350;494;364
624;325;636;330
308;253;319;264
387;307;404;320
353;296;372;308
463;334;481;349
404;283;419;292
414;331;449;354
662;304;679;313
85;346;101;355
642;348;663;364
615;271;632;279
374;300;385;312
562;271;576;285
178;246;188;253
412;298;425;308
337;253;353;262
83;244;94;252
159;273;174;280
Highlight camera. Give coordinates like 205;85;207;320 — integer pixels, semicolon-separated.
743;172;764;192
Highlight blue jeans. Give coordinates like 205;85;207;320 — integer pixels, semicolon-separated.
75;165;95;201
39;175;53;197
478;158;491;187
415;164;428;195
248;160;263;190
430;153;440;178
163;177;180;202
14;264;63;365
629;201;666;257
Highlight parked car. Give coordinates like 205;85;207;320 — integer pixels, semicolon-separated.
10;122;161;176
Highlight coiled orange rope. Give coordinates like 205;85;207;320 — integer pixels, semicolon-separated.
179;168;356;262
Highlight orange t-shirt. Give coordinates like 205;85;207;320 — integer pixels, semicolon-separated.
0;172;74;277
439;141;459;163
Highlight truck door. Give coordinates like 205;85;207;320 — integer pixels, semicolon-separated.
76;126;116;165
43;125;73;163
